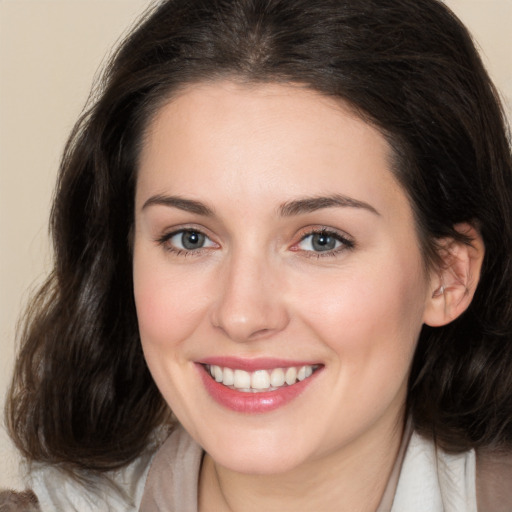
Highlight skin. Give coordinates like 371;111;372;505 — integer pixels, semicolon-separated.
133;81;443;511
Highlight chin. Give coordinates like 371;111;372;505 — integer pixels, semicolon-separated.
211;447;307;475
198;425;313;475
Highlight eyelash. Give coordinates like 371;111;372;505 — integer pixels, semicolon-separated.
156;228;216;257
294;228;355;258
155;227;355;258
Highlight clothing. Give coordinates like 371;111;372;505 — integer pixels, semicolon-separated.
21;425;511;511
27;449;154;512
139;424;476;512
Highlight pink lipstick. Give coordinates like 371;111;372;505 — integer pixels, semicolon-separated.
196;358;322;413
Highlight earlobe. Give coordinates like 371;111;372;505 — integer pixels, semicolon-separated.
423;224;485;327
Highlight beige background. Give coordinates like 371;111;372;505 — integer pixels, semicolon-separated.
1;0;511;489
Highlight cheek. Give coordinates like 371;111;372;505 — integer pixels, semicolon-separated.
132;247;210;350
294;256;427;439
293;252;427;370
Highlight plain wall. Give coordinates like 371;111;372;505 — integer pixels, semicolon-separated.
1;0;511;489
0;0;152;488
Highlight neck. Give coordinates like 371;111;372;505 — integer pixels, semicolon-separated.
198;415;406;512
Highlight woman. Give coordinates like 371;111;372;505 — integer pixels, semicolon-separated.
4;0;512;510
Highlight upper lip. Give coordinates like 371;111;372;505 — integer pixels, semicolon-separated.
197;356;321;372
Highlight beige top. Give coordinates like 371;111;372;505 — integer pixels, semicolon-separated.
140;423;408;511
139;423;473;512
25;424;512;511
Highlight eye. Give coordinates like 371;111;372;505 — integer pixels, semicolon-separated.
295;229;354;254
159;229;217;253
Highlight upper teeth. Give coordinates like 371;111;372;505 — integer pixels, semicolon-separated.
207;365;316;392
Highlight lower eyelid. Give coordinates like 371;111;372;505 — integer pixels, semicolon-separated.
156;227;353;256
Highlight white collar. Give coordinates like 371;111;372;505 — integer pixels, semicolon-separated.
391;430;476;512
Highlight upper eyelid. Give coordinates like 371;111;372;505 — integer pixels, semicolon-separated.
157;224;215;239
154;226;210;246
158;226;351;239
296;226;354;242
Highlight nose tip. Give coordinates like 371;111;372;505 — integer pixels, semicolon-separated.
210;258;289;343
214;313;279;342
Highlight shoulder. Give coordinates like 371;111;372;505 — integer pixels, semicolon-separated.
476;448;512;512
392;431;477;512
139;424;203;511
24;447;156;512
394;431;512;512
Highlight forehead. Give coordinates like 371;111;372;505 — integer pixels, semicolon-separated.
136;81;405;219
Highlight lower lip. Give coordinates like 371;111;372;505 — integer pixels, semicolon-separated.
197;364;321;413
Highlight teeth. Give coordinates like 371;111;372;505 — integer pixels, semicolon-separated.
297;365;312;381
207;364;317;392
285;367;297;385
223;367;234;386
213;365;223;382
251;370;270;390
270;368;285;387
233;369;251;389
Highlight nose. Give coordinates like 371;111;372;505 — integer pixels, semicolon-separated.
210;249;290;342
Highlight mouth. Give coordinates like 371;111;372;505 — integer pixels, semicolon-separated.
197;359;323;413
204;363;320;393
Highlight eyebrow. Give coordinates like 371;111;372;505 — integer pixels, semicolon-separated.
278;194;380;217
141;193;379;217
142;194;215;216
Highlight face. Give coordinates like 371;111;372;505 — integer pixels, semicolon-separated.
133;81;434;475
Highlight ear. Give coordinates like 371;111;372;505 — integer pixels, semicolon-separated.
423;223;485;327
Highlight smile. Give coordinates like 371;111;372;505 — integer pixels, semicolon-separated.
198;360;323;413
205;364;319;392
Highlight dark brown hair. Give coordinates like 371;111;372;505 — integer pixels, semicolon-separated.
6;0;512;474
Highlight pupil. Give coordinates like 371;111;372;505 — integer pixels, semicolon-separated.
182;231;204;250
312;233;335;251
